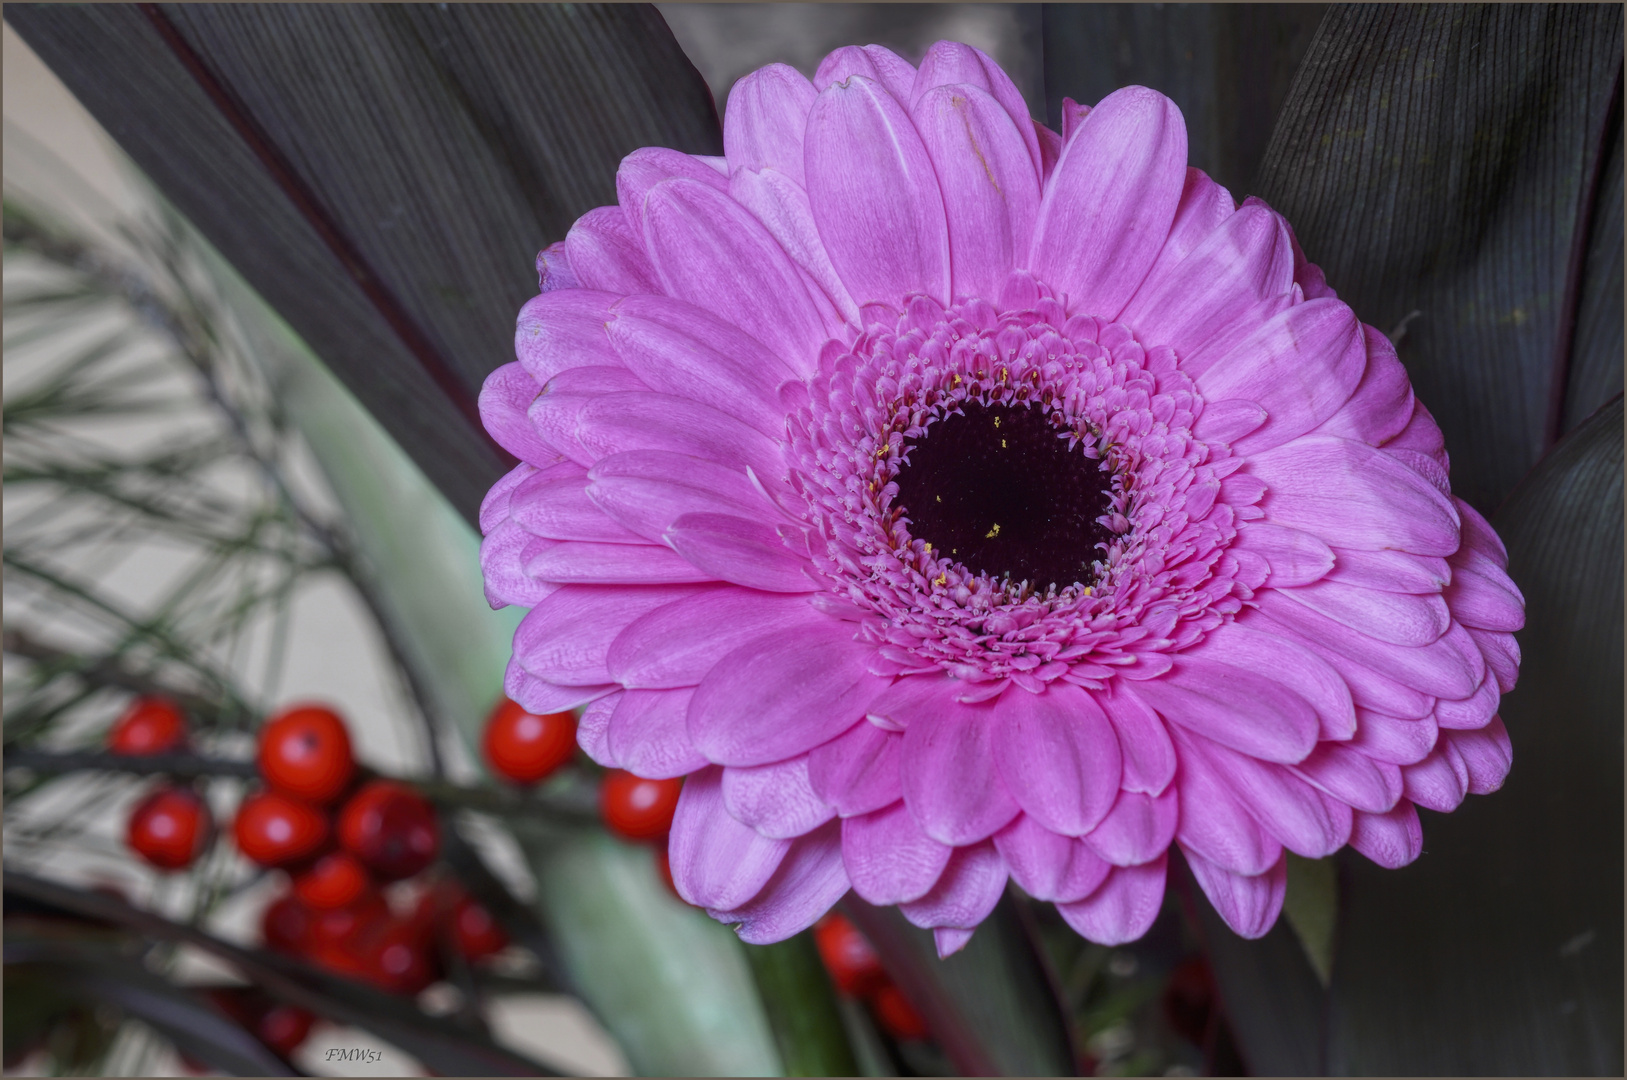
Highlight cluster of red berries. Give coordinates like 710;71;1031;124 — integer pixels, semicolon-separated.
482;698;684;887
813;913;930;1041
114;698;214;870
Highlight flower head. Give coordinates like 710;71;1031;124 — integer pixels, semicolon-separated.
479;41;1524;954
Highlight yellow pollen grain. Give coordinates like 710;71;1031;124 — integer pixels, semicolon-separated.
1001;439;1007;448
936;495;942;502
993;416;1000;428
934;572;947;586
985;523;1001;539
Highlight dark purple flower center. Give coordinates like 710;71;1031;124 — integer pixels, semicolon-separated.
893;402;1114;590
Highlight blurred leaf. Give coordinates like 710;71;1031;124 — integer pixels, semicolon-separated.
840;893;1074;1076
1326;396;1623;1075
741;933;858;1077
1563;88;1624;434
1281;854;1337;988
6;3;722;523
1041;4;1329;197
1254;4;1623;514
523;831;784;1077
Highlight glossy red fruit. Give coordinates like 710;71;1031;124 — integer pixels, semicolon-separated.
257;1004;315;1058
308;891;389;952
258;705;355;804
365;918;439;995
813;913;887;998
600;770;683;841
337;780;439;881
482;698;576;784
292;850;372;910
872;982;929;1040
108;697;187;756
126;786;213;870
260;892;313;955
233;789;329;868
449;894;508;962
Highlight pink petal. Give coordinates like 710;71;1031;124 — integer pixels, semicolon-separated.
575;392;783;481
807;720;904;817
1468;626;1521;694
1314;326;1416;445
1231;523;1335;587
934;927;976;958
814;44;917;102
616;146;729;236
1193;398;1269;445
1169;727;1284;876
481;521;559;608
910;41;1043;178
504;657;616;717
606;585;815;689
480;362;553;463
1258;591;1482;700
1182;619;1356;741
1287;741;1403;814
864;673;959;730
724;63;818;183
1444;716;1512;795
841;800;952;904
575;692;620;767
605;687;709;779
688;622;884;766
1434;674;1499;730
481;462;536;536
1121;202;1295;358
514;289;619;385
1178;291;1300;380
610;292;800;384
1182;848;1286;940
565;205;660;295
805;74;950;307
993;814;1112;902
509;469;646;545
712;820;851;945
1280;578;1451;647
1056;854;1169;945
722;756;837;839
669;766;791;910
1348;802;1423;868
1083;788;1179;867
1384;399;1449;465
1250;434;1460;556
641;179;830;369
667;513;816;593
729;167;860;327
901;696;1022;845
899;841;1007;928
1028;85;1187;320
1454;496;1509;563
1347;708;1439;766
992;681;1121;836
1401;741;1469;812
1147;167;1238;273
525;540;715;585
1034;120;1062;179
1325;547;1451;593
1442;565;1526;633
1184;732;1352;857
1283;630;1438;719
1100;684;1177;795
587;450;775;544
536;239;577;293
1195;299;1366;454
1130;653;1320;764
912;83;1042;301
513;584;708;685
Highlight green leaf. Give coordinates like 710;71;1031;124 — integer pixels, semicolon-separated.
7;3;722;522
1254;4;1623;514
840;893;1074;1076
1041;4;1329;197
1327;396;1623;1074
741;933;859;1077
1281;853;1336;987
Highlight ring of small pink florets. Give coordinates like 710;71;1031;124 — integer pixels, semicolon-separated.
782;280;1261;694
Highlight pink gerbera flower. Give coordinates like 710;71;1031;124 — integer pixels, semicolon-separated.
478;41;1525;955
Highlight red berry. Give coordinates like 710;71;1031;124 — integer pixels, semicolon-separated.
308;891;388;951
482;698;576;784
108;697;187;756
258;705;355;804
256;1003;315;1058
872;982;929;1040
814;914;886;998
292;850;373;910
364;918;439;995
450;894;508;961
260;892;313;955
233;789;329;868
126;786;212;870
600;770;682;841
337;780;439;881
